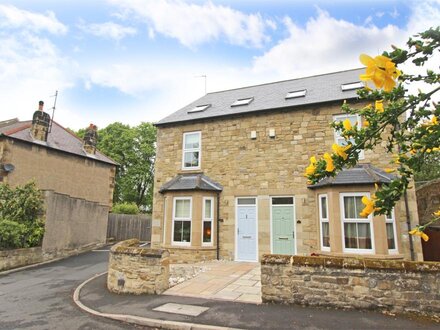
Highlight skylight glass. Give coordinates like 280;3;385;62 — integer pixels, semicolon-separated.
188;104;211;113
231;97;253;107
341;82;364;91
285;89;307;99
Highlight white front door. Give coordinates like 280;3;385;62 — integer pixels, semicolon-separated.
236;197;257;261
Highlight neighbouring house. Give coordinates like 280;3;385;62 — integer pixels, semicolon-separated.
0;102;117;254
151;68;423;263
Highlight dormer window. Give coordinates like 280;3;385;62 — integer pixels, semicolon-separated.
231;97;253;107
188;104;211;113
341;82;364;91
285;89;306;99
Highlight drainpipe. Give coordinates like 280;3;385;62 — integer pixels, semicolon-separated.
395;122;415;261
216;192;221;260
404;191;415;261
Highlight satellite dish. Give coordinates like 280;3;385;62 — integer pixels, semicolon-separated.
2;164;15;173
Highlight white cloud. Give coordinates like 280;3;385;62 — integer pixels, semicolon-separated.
108;0;272;48
252;10;403;79
0;4;67;34
0;30;78;126
78;21;137;40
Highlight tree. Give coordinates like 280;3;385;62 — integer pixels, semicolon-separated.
305;27;440;240
414;153;440;184
75;122;156;212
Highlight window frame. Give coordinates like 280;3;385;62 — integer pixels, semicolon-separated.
340;192;375;254
318;194;330;252
333;114;364;160
202;197;214;246
385;209;398;254
182;131;201;170
172;197;192;246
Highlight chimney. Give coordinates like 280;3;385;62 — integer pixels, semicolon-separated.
83;123;98;154
31;101;51;142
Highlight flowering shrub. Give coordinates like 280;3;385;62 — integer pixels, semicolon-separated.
305;27;440;240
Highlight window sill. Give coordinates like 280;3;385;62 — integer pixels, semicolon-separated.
178;169;203;175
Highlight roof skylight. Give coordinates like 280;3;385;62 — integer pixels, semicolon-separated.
188;104;211;113
231;97;254;107
341;82;364;91
285;89;307;99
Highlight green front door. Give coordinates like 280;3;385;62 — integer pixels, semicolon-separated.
272;197;295;255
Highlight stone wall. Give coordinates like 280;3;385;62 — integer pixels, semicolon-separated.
42;190;109;255
166;247;217;264
1;138;115;206
261;254;440;320
152;102;422;261
107;239;170;294
0;247;43;271
416;179;440;227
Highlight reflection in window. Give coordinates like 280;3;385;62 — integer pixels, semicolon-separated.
173;198;192;244
183;132;201;169
341;194;373;252
203;197;213;245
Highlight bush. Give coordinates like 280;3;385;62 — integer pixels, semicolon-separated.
0;182;45;250
0;219;27;249
111;202;140;215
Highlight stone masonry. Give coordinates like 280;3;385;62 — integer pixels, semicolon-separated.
261;254;440;320
152;102;423;262
107;239;170;295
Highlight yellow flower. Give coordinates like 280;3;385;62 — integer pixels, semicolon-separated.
363;120;370;127
433;147;440;152
343;118;352;131
432;116;438;125
305;156;317;177
409;228;429;242
332;143;351;160
359;54;401;92
384;168;395;173
434;210;440;217
323;153;335;172
359;196;376;218
375;100;384;113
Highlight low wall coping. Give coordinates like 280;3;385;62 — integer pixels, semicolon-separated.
261;254;440;273
110;239;169;258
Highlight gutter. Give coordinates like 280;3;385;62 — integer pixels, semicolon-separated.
217;192;221;260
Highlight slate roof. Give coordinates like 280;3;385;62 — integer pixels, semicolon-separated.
0;118;117;166
156;68;365;126
159;174;223;193
308;164;395;189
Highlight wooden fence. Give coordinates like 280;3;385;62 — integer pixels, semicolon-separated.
107;214;152;242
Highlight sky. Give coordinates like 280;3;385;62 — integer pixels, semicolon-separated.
0;0;439;130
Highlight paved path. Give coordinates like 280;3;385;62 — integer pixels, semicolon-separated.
165;261;261;303
0;249;145;330
79;273;438;330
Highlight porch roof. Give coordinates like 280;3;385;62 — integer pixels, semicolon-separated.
159;173;223;193
308;164;395;189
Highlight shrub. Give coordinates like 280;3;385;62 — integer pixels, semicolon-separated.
111;202;140;215
0;219;27;249
0;182;45;250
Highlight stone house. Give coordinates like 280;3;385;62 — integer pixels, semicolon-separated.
0;102;117;253
151;68;423;263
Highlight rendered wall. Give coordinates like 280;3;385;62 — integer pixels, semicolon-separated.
42;190;109;254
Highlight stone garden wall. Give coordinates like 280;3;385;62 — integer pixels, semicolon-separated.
261;254;440;320
0;247;43;272
107;239;170;294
